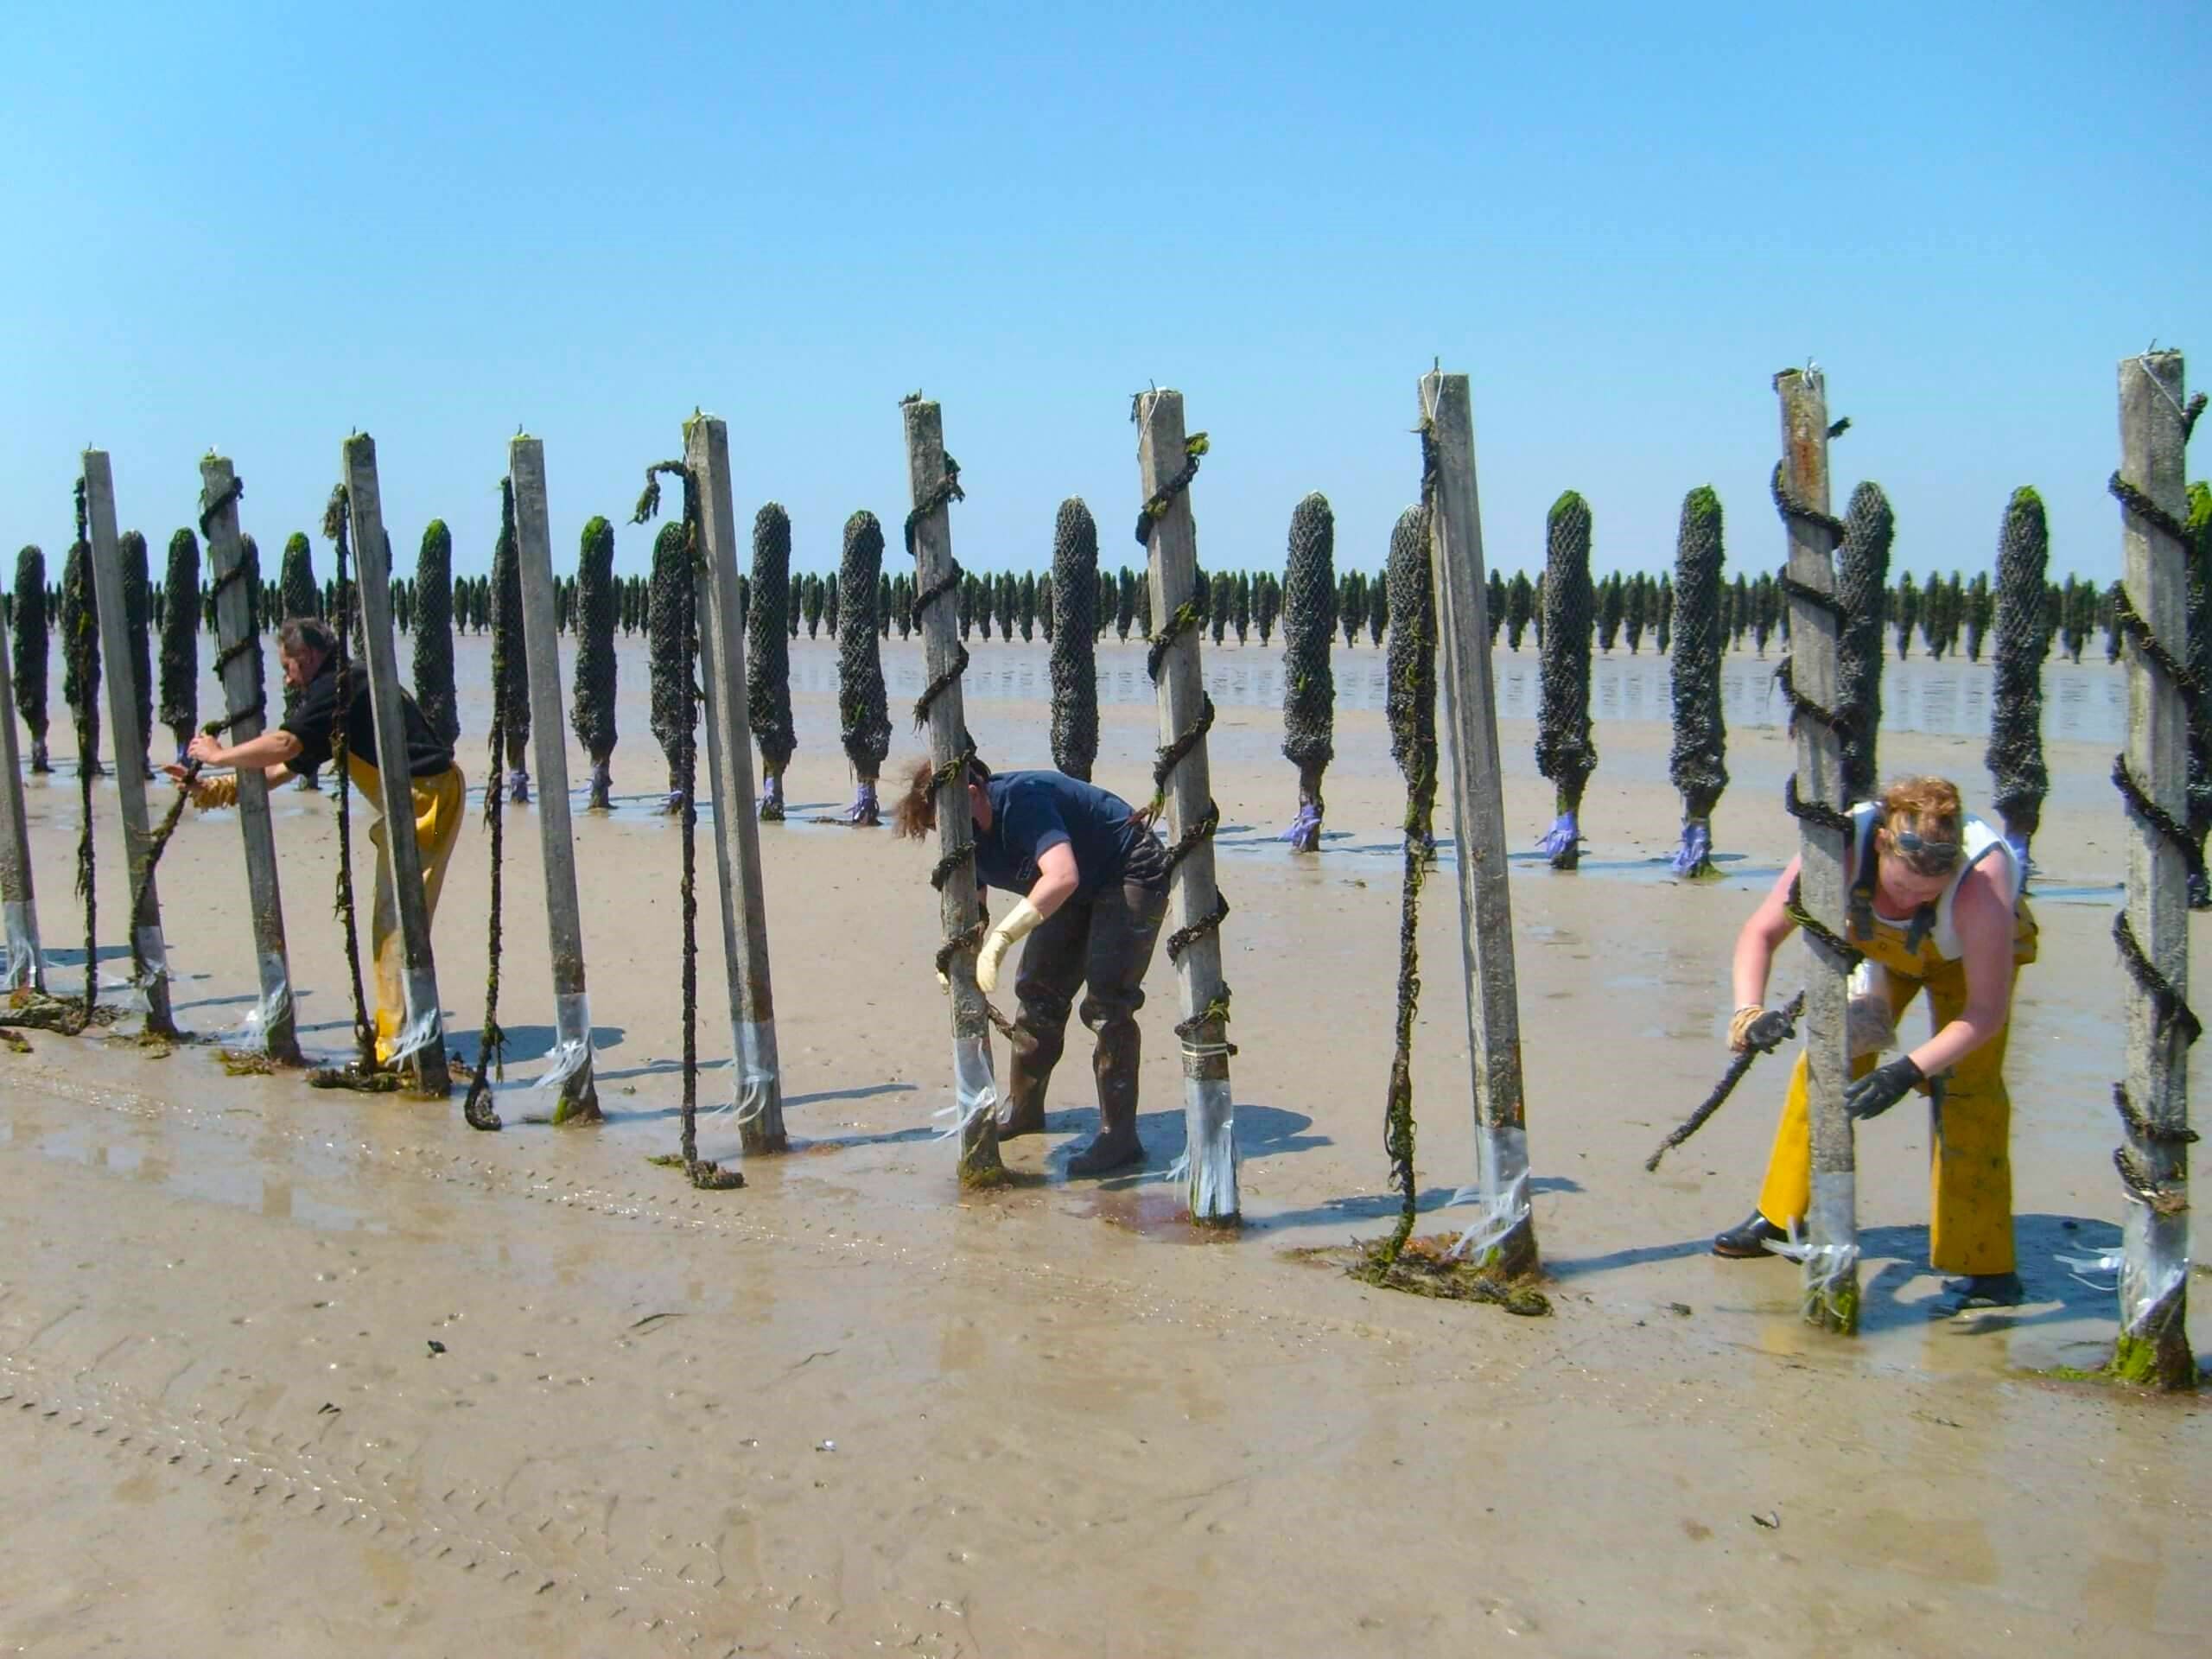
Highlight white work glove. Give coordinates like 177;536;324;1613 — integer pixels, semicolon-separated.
974;898;1045;996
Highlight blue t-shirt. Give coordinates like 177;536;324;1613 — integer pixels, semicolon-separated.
974;772;1147;900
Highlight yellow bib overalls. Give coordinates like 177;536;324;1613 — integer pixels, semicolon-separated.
1754;840;2038;1275
349;754;467;1065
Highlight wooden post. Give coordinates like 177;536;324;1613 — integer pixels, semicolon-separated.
81;451;175;1036
685;416;786;1153
340;435;451;1096
200;454;302;1065
1774;368;1857;1333
1421;371;1535;1274
1134;390;1238;1225
508;436;601;1124
901;397;1004;1187
2113;349;2194;1388
0;594;44;992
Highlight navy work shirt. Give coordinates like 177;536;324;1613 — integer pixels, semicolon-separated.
973;771;1149;901
282;659;454;779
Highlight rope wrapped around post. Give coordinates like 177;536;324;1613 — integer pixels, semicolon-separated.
2106;418;2204;1227
635;459;742;1189
303;483;390;1090
1129;431;1234;1053
0;483;105;1038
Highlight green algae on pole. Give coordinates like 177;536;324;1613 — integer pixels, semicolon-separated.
14;547;50;773
157;529;200;761
1668;486;1727;876
570;515;620;810
1986;488;2051;870
1279;493;1336;851
0;588;45;992
647;518;694;811
747;503;796;822
411;521;461;751
1050;499;1100;782
1535;491;1596;868
490;480;531;804
836;511;892;823
1836;483;1895;804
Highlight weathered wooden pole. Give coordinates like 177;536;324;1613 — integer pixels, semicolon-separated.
1421;371;1535;1275
2112;348;2195;1388
901;397;1004;1188
1133;390;1238;1225
340;435;451;1096
81;451;176;1036
687;415;787;1153
0;594;44;992
1773;367;1857;1333
509;436;601;1124
200;455;302;1064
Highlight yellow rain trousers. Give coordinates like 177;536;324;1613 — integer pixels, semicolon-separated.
1755;900;2038;1275
347;755;466;1065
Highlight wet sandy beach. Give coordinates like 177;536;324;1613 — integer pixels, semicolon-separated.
1;634;2203;1656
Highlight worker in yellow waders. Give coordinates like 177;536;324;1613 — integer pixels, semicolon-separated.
169;616;464;1065
1712;775;2037;1311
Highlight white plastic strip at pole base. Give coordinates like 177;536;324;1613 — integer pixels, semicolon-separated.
534;990;594;1094
235;949;292;1046
1447;1123;1532;1262
2120;1200;2190;1343
1770;1169;1860;1316
385;969;443;1067
1181;1074;1238;1221
716;1017;779;1129
935;1033;998;1141
3;899;38;993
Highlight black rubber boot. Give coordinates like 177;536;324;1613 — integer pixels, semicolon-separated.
1712;1210;1788;1258
1000;1043;1049;1139
1065;1022;1143;1177
1938;1272;2024;1313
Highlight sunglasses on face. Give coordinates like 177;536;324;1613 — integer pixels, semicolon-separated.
1890;828;1960;874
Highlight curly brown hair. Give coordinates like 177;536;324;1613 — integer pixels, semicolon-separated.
891;753;991;840
1878;775;1962;839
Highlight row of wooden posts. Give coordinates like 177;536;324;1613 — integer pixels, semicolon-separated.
0;365;2192;1383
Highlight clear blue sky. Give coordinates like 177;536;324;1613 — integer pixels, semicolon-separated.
3;2;2205;588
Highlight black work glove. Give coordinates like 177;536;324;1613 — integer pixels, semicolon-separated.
1743;1008;1795;1053
1845;1055;1924;1121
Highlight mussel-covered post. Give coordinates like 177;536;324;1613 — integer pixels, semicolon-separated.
1421;371;1535;1275
510;436;601;1123
83;451;176;1036
2111;349;2196;1389
201;454;302;1064
0;594;43;991
1773;368;1857;1333
689;416;787;1153
1135;390;1238;1224
340;435;451;1096
901;397;1004;1187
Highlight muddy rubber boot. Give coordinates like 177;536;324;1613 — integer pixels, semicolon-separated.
1936;1272;2024;1313
1712;1210;1787;1258
999;1047;1049;1138
1066;1023;1144;1177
